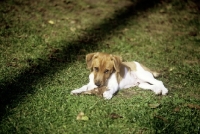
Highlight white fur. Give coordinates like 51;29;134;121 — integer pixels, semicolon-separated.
71;61;168;99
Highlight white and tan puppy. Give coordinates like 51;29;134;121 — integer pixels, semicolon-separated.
71;52;168;99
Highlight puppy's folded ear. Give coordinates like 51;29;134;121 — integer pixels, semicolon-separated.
86;52;99;70
111;55;122;72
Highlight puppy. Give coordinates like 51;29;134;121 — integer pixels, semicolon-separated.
71;52;168;99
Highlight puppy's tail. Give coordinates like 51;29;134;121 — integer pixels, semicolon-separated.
152;71;160;78
140;63;160;78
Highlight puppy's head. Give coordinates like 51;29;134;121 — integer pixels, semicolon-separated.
86;52;122;87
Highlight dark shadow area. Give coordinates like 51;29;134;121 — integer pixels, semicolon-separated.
151;104;200;134
0;0;161;120
192;0;200;11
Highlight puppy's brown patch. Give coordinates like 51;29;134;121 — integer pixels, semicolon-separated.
123;62;160;77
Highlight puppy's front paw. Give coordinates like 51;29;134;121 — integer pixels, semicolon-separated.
103;91;113;100
71;89;82;95
162;88;168;95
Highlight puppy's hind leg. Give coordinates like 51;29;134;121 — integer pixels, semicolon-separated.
138;82;161;95
135;64;168;95
136;70;168;95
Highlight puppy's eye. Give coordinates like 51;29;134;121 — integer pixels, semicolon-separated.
94;67;99;72
104;69;109;74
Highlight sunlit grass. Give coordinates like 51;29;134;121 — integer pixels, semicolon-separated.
0;0;200;133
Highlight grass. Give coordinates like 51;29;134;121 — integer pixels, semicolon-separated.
0;0;200;133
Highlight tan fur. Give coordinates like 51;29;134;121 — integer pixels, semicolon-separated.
123;62;137;71
81;86;108;96
86;52;118;87
123;62;160;78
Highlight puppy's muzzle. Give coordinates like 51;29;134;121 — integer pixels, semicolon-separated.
95;81;102;87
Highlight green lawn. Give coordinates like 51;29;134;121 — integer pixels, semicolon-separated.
0;0;200;133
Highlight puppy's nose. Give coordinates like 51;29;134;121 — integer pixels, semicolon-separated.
95;81;101;87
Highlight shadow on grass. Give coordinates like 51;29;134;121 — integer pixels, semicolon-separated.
0;0;160;120
151;103;200;133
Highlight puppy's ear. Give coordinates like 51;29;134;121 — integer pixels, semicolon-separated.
111;55;122;72
86;52;99;70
